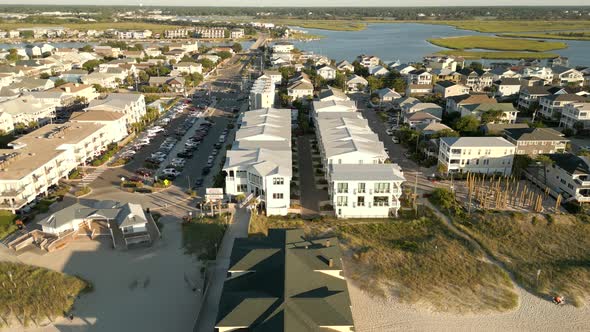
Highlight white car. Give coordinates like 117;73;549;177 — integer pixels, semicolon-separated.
151;151;167;159
171;158;185;164
149;126;165;133
162;168;181;177
392;137;400;144
386;129;394;136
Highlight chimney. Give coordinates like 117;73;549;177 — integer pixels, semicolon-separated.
328;258;334;267
64;86;71;93
325;240;330;247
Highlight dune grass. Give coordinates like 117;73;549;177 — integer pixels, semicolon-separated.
0;211;17;241
452;211;590;307
500;32;590;41
182;214;229;261
0;262;89;328
428;35;567;52
249;211;518;313
435;49;559;60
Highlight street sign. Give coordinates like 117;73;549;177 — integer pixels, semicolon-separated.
206;188;224;201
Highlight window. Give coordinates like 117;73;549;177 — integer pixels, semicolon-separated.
337;183;348;193
272;193;284;199
374;183;390;193
357;196;365;206
357;183;366;193
337;196;348;207
373;196;389;206
273;177;284;185
237;184;248;192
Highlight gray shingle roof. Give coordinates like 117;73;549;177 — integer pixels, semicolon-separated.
504;127;568;142
216;229;355;331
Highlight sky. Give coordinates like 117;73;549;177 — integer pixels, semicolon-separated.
2;1;590;6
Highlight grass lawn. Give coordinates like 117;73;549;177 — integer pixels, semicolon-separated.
0;211;17;240
0;262;89;327
427;36;567;52
452;211;590;307
500;32;590;41
182;214;229;261
435;49;559;60
249;211;517;312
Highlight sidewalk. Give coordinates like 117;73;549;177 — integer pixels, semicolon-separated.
193;207;250;332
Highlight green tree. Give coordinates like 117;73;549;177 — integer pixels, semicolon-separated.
216;51;232;60
79;45;94;52
480;110;504;124
453;115;481;133
198;59;215;71
138;71;150;83
535;155;554;185
366;76;384;92
54;79;67;87
82;60;101;73
231;42;243;53
6;49;21;62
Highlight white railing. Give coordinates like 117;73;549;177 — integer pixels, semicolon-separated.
240;193;255;208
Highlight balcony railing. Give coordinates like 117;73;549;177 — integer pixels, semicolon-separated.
575;178;590;186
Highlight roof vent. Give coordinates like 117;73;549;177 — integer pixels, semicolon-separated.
328;258;334;267
325;240;330;247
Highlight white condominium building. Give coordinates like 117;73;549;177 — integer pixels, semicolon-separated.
329;164;405;218
86;93;146;129
313;102;405;218
0;95;59;129
249;76;275;110
438;137;516;176
0;122;120;212
224;108;292;216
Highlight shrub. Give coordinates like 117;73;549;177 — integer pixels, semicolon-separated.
74;186;91;197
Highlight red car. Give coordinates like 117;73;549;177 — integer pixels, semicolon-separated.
135;168;154;177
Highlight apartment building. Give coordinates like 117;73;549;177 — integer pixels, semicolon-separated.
503;127;568;156
223;108;292;216
313;102;405;218
438;137;516;175
230;28;244;39
86;93;146;129
0;122;119;212
559;102;590;132
0;95;59;129
536;154;590;204
194;28;226;39
249;76;275;110
538;93;587;120
329;164;405;218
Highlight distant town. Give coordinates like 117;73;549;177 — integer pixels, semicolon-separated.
0;5;589;332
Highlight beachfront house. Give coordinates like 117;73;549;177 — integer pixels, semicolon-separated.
437;137;516;175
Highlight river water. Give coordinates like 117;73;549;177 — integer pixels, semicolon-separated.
290;23;590;67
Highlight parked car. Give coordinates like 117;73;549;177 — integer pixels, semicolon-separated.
392;137;400;144
202;167;211;175
386;129;394;136
194;178;204;186
177;150;193;158
162;168;181;177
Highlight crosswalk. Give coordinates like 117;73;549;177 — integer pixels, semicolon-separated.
80;165;108;185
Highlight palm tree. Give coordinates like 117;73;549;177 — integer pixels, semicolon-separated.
536;155;554;185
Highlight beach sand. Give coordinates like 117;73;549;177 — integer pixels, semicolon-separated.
2;217;201;332
348;281;590;332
